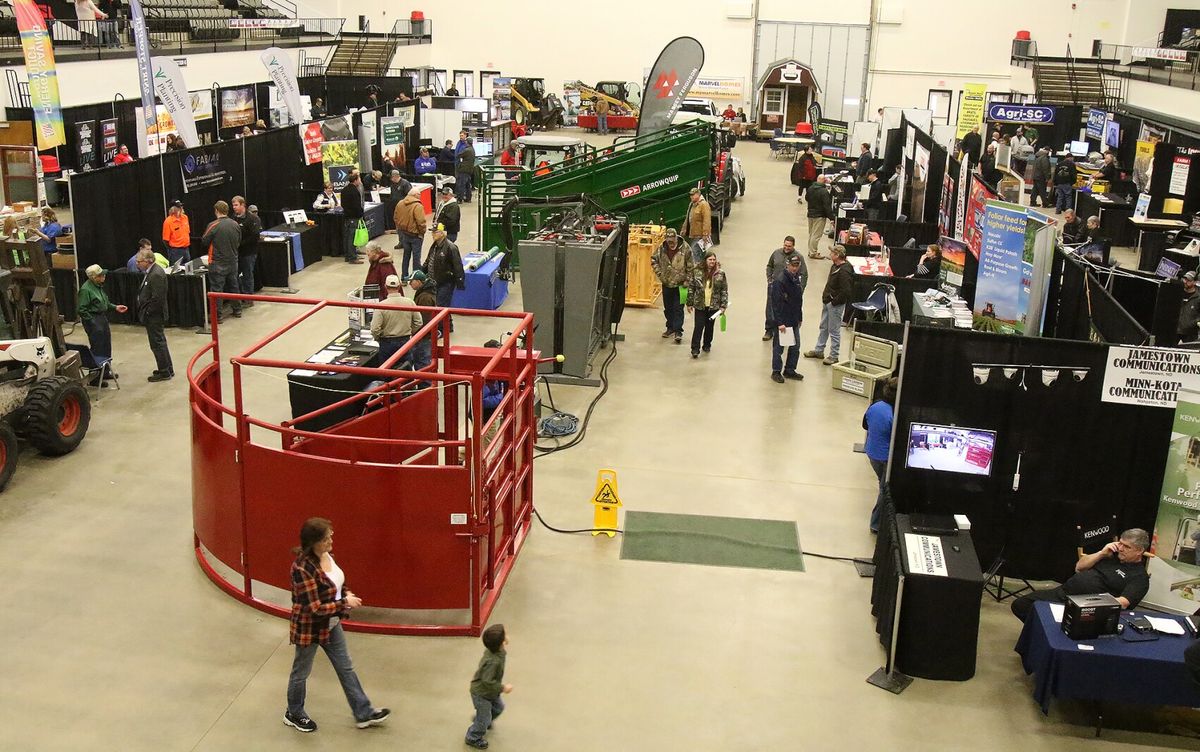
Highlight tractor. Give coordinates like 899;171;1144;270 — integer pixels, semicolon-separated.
0;237;91;491
510;78;565;130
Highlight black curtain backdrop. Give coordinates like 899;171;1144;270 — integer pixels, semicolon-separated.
1046;250;1149;344
1109;270;1184;346
888;325;1172;582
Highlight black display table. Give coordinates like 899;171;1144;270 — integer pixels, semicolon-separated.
872;511;984;681
266;222;325;268
57;268;206;328
287;328;379;433
1075;191;1135;247
311;204;387;258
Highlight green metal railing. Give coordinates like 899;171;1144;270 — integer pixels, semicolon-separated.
477;121;718;267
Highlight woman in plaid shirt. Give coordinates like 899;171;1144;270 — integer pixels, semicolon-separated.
284;518;390;733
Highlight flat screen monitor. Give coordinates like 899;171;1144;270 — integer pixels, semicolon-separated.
473;139;494;157
1104;120;1120;150
906;423;997;476
1069;140;1089;157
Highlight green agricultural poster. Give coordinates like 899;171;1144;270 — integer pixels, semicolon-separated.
1145;388;1200;613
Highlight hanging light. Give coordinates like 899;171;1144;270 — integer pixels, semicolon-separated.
1072;369;1089;382
972;366;991;385
1003;367;1019;380
1042;368;1060;386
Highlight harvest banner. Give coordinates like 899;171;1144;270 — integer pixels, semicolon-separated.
13;0;65;150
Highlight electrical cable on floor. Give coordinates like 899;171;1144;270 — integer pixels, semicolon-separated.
534;331;618;456
805;552;875;565
532;506;623;535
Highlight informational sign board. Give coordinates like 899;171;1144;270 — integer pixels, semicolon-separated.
955;83;986;139
973;200;1028;335
1101;346;1200;408
986;103;1055;124
1171;156;1191;195
1145;389;1200;613
1087;108;1108;140
904;534;948;577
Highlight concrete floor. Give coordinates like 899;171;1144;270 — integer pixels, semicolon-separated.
1;132;1196;751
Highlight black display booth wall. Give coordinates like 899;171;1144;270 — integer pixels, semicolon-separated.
887;325;1171;582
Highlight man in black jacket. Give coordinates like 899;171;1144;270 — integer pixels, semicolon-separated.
767;254;806;384
136;249;173;382
201;200;243;320
805;175;835;260
456;140;476;203
1029;147;1052;208
232;195;261;299
864;169;886;220
854;142;874;183
1053;153;1078;213
435;186;461;242
805;245;854;365
423;226;465;309
340;173;365;264
959;125;982;166
1179;272;1200;344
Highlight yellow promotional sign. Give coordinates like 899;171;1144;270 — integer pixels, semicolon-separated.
956;83;987;139
591;468;622;538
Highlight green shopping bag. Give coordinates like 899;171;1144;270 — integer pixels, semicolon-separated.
353;220;369;247
679;286;688;305
719;313;727;332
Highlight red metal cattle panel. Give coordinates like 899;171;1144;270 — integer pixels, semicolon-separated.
191;403;245;575
291;388;442;465
241;443;473;611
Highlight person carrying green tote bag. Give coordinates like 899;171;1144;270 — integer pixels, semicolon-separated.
353;220;369;248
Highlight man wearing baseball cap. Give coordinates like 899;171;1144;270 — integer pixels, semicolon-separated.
1180;271;1200;344
650;228;692;344
370;274;421;367
422;225;464;309
680;187;711;263
767;254;806;384
162;200;190;265
434;186;461;242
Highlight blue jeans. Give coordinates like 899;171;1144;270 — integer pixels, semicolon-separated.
208;263;241;314
412;337;431;372
597;112;608;134
399;232;424;278
772;325;800;374
82;315;112;360
1054;185;1074;213
377;335;411;368
166;246;190;265
343;220;360;261
662;285;684;334
239;253;257;294
814;302;845;359
455;171;473;201
466;693;504;743
287;620;374;722
869;457;887;532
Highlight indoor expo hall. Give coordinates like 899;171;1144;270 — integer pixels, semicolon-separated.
0;130;1183;751
3;0;1200;750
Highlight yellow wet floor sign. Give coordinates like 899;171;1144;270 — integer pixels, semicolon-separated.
591;468;622;537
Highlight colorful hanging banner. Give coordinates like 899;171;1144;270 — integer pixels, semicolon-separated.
972;200;1029;335
128;0;157;144
1145;388;1200;612
300;122;323;165
151;56;198;148
955;83;986;139
13;0;65;150
261;46;304;125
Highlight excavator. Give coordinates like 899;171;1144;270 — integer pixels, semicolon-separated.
509;78;565;130
568;80;642;132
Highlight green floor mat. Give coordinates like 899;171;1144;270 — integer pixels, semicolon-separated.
619;511;805;572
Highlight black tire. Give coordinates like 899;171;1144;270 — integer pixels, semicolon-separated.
0;421;16;491
723;183;733;217
711;209;723;246
22;376;90;457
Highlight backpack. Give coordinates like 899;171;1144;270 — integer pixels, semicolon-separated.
1054;163;1072;182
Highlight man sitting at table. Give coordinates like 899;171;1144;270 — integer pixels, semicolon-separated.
1010;528;1151;622
1060;209;1084;244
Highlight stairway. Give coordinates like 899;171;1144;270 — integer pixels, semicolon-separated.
325;34;398;76
1033;59;1109;107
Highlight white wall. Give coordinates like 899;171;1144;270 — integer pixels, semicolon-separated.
868;0;1135;112
1125;78;1200;119
1122;0;1200;47
3;46;329;108
758;0;870;24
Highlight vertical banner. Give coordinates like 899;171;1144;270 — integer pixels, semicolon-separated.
150;56;198;148
939;168;955;239
637;36;705;137
261;46;303;125
972;200;1028;335
955;83;986;139
100;118;118;164
128;0;157;142
300;122;323;165
1145;388;1200;613
955;157;970;242
13;0;65;150
74;120;97;169
1133;140;1156;190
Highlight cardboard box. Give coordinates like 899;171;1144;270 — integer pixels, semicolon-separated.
51;252;76;270
1062;593;1121;640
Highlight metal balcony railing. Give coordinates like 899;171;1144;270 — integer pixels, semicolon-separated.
1096;42;1200;93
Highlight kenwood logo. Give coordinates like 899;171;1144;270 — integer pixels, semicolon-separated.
1083;526;1110;538
1182;414;1200;423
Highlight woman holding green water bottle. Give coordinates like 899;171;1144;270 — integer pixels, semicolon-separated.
687;250;728;359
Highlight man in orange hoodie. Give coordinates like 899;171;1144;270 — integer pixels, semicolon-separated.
162;200;191;264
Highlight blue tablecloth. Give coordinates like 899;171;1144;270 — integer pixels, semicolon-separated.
1014;602;1200;714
